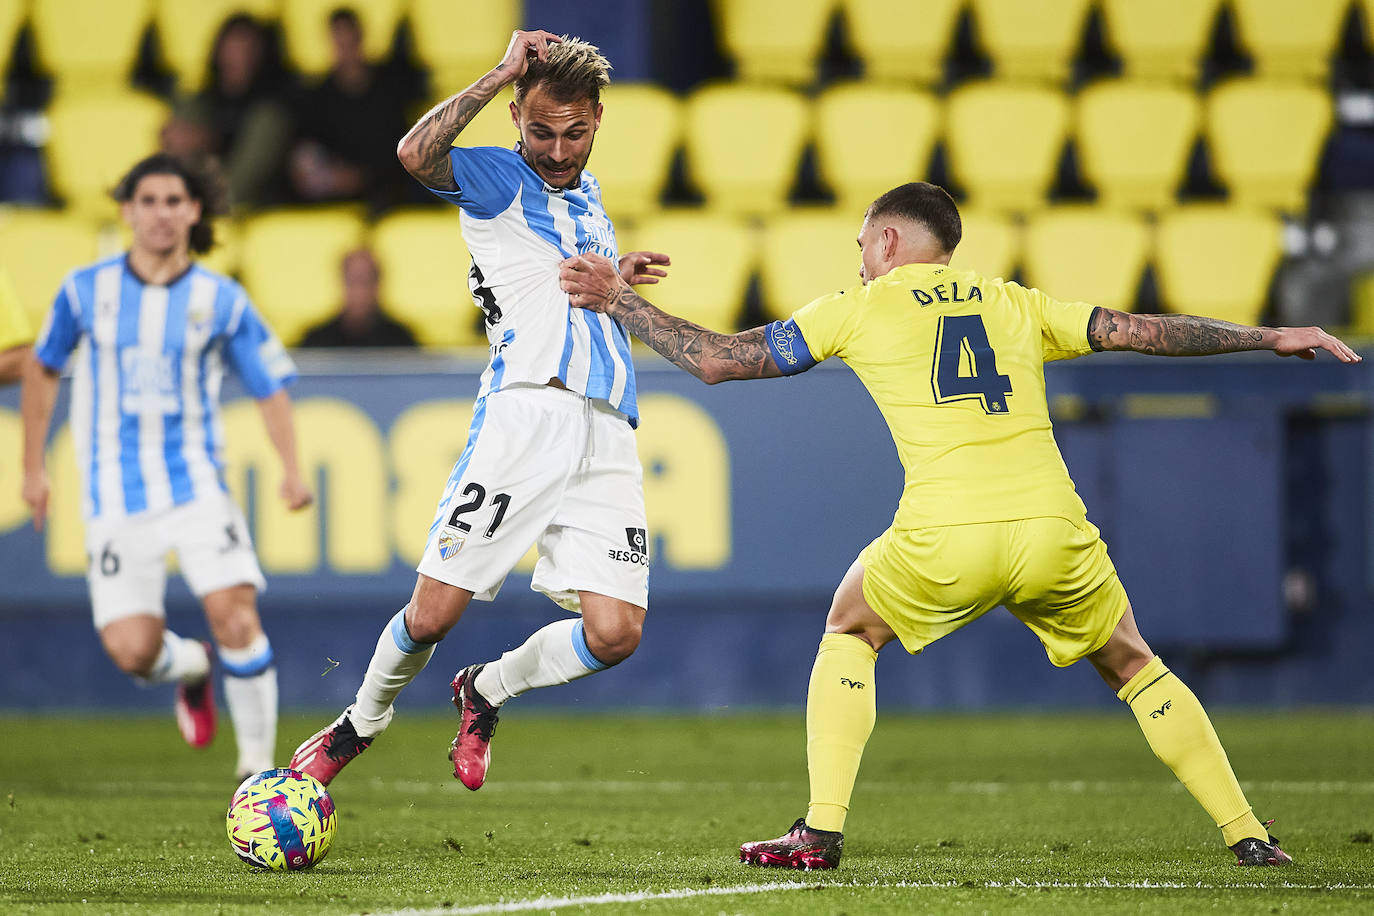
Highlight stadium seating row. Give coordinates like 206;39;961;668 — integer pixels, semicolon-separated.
0;203;1288;351
37;76;1333;221
0;0;518;94
1;0;1365;94
719;0;1366;85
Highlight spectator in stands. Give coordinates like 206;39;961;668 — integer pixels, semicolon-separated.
288;8;421;211
0;265;34;384
300;247;418;347
161;15;294;208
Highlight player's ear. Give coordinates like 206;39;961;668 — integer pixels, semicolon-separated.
509;100;520;129
593;102;603;130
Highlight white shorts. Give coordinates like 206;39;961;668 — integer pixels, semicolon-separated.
417;384;649;612
84;491;267;629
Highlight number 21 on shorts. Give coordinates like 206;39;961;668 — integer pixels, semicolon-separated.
931;314;1013;414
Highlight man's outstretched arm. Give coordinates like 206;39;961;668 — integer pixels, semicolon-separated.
1087;307;1362;363
560;253;783;384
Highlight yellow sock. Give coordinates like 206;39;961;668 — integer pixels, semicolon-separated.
805;633;878;833
1118;656;1268;846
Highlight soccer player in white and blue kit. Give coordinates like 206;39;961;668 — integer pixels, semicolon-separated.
20;154;313;779
291;31;671;790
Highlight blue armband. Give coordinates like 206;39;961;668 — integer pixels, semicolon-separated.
764;319;817;376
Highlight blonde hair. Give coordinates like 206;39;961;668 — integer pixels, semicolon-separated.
514;35;612;107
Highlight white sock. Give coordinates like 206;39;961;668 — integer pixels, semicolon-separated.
474;618;608;707
140;631;210;685
219;634;278;775
351;607;436;737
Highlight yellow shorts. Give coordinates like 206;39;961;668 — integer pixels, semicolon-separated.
859;516;1130;667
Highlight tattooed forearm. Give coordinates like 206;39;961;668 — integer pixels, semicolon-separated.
606;289;782;384
397;69;508;191
1089;307;1272;356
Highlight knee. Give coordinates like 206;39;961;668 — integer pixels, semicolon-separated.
105;638;161;677
405;600;457;644
584;616;642;666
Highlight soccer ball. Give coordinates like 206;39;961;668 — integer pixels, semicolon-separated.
226;768;336;870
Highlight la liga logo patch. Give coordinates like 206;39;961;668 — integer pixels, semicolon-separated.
437;527;466;560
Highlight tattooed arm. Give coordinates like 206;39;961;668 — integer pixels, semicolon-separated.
1087;307;1361;363
396;30;561;190
560;254;783;384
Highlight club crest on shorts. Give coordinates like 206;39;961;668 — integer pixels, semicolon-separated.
437;527;466;561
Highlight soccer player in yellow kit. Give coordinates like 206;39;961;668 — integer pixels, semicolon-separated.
559;182;1362;870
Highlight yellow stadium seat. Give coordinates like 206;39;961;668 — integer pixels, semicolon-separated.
1075;80;1200;211
0;0;25;84
237;208;367;345
814;82;940;212
1154;205;1282;324
30;0;153;93
712;0;838;85
154;0;279;93
1023;207;1149;311
447;86;518;152
1099;0;1223;82
683;84;810;217
0;208;102;332
370;208;486;348
1205;78;1332;213
279;0;402;77
1230;0;1348;80
1347;271;1374;335
758;207;861;321
408;0;519;92
968;0;1094;83
45;90;169;217
592;84;683;224
839;0;963;85
945;81;1069;213
948;208;1019;280
622;210;757;332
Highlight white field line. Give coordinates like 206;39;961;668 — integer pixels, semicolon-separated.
360;877;1374;916
354;777;1374;796
83;778;1374;796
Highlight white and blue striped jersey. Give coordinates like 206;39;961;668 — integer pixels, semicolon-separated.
426;145;638;425
33;254;296;520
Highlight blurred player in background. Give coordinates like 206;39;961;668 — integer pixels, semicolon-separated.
20;153;312;780
0;265;34;384
291;30;671;792
560;181;1362;868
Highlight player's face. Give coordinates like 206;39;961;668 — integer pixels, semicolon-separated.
512;85;602;189
857;216;886;285
123;173;201;257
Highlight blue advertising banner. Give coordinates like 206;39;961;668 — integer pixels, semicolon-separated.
2;351;1371;709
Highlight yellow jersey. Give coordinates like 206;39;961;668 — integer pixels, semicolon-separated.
767;262;1096;530
0;265;33;352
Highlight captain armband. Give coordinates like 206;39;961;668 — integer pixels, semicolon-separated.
764;319;818;376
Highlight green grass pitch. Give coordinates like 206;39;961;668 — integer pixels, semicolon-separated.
2;709;1372;914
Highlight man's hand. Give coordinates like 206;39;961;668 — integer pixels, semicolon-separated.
560;253;631;314
22;468;49;531
496;30;562;80
1271;326;1362;362
280;474;314;512
617;251;671;287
